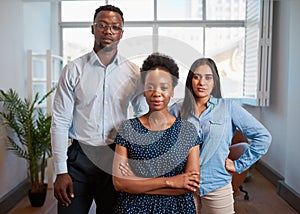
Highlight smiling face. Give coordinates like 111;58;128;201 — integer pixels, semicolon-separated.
92;10;123;52
144;68;174;113
192;64;214;100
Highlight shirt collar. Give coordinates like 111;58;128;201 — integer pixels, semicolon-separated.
208;95;218;106
90;49;120;67
189;95;218;119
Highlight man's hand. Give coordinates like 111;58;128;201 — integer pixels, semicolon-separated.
54;173;74;207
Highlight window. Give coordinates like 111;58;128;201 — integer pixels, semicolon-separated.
27;50;63;113
60;0;273;106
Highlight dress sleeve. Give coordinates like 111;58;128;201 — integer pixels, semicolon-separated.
184;120;202;148
114;120;130;148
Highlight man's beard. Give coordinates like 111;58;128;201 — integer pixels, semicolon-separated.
99;42;117;52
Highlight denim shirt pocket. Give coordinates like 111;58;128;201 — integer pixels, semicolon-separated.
209;118;225;125
208;117;226;145
201;116;226;165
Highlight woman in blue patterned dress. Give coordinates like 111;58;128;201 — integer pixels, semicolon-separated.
112;53;201;214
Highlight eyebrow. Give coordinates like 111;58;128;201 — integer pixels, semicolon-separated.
194;73;213;76
146;82;171;85
96;20;122;25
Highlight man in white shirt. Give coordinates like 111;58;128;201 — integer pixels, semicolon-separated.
51;5;147;213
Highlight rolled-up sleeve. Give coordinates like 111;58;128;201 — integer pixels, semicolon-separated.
231;101;272;174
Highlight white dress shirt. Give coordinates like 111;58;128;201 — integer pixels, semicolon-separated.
51;50;147;174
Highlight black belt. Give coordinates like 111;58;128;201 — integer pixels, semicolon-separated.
71;139;115;151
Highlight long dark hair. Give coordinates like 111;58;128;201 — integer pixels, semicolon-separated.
181;58;221;119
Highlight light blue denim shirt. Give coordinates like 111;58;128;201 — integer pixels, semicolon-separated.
51;50;147;174
170;96;272;196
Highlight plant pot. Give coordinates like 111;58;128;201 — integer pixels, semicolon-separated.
28;187;47;207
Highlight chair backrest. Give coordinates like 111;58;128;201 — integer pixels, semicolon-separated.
229;129;250;197
231;130;249;145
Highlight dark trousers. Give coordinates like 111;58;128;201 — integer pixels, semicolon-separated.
58;140;117;214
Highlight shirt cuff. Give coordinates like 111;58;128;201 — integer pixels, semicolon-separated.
54;162;68;175
234;160;245;174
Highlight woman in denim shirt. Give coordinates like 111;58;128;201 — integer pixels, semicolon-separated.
170;58;272;214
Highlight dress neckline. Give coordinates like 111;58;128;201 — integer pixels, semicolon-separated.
135;117;179;132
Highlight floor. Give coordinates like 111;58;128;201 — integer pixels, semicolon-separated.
7;169;298;214
234;169;298;214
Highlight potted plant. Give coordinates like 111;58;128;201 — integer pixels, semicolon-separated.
0;88;55;207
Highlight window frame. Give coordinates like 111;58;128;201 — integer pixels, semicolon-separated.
243;0;273;106
59;0;273;107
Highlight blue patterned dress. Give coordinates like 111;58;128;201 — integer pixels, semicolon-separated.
114;117;201;214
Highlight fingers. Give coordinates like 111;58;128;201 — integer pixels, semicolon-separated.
184;179;199;192
56;189;72;207
54;185;72;207
54;174;74;207
186;184;198;192
68;182;74;199
225;158;236;174
119;162;128;175
166;172;200;191
186;172;200;191
188;178;200;190
187;171;200;184
119;162;132;176
188;171;200;176
171;172;200;192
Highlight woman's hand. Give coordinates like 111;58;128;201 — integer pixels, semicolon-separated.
166;171;200;192
119;162;134;176
225;158;237;174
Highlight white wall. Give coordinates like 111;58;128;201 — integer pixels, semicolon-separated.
0;0;53;199
0;0;25;92
0;0;27;199
284;0;300;194
248;0;300;195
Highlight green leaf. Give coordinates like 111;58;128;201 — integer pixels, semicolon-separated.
0;87;55;192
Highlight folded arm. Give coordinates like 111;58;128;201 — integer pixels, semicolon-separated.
112;144;200;195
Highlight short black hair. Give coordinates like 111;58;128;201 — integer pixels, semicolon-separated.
141;53;179;87
93;5;124;23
